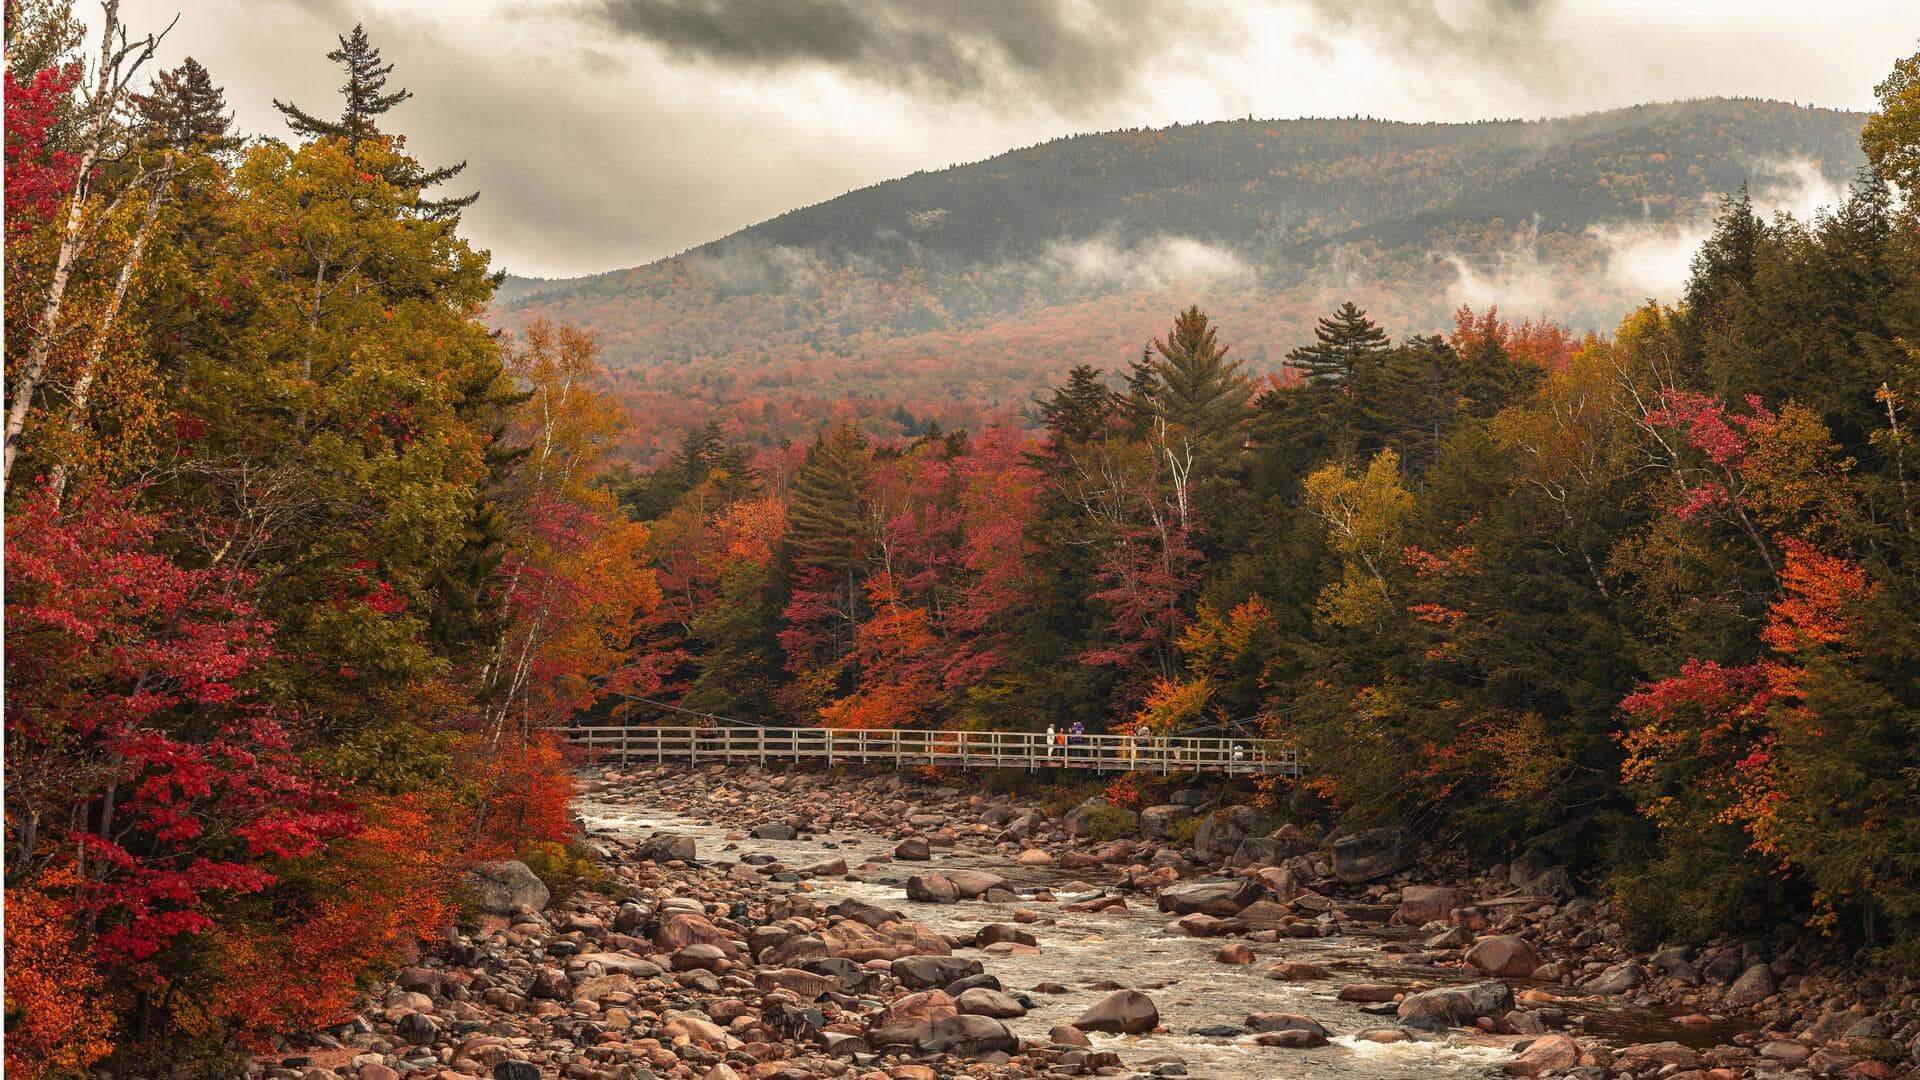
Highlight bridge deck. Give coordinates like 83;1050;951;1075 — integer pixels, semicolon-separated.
570;725;1298;777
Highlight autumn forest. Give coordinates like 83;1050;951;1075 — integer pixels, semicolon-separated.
5;1;1920;1077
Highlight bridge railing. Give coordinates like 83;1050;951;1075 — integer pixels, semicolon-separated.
568;724;1299;777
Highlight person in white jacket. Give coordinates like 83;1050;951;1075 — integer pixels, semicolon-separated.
1045;724;1058;763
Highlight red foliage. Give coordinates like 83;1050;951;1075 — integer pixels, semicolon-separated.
4;485;357;970
1449;304;1580;370
3;63;83;234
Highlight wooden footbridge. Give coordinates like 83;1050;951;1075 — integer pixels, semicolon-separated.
568;724;1300;777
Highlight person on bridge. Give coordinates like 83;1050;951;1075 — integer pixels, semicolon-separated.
1068;721;1085;764
1045;724;1059;764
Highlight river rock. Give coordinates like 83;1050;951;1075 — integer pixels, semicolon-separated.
1329;827;1414;883
1064;797;1137;838
393;1009;439;1046
895;838;931;860
1266;963;1334;981
891;954;983;989
1610;1041;1699;1071
1015;848;1053;865
1466;935;1545;978
1394;885;1469;925
905;872;959;903
1226;836;1292;867
1337;982;1409;1003
750;823;798;840
956;987;1028;1018
884;989;958;1025
923;1014;1019;1056
946;868;1012;898
1396;980;1513;1030
1171;913;1234;936
754;967;836;999
1580;961;1644;995
1049;1023;1092;1048
1157;877;1265;915
1724;962;1776;1007
653;912;739;956
1193;805;1262;863
638;833;697;862
975;923;1038;948
1140;804;1190;838
1256;1028;1330;1048
1245;1012;1327;1036
819;917;949;961
1506;1034;1580;1077
1235;900;1295;930
1216;943;1255;964
1077;989;1159;1034
671;942;729;970
462;860;550;915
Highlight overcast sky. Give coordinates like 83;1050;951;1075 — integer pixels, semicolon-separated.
115;0;1917;279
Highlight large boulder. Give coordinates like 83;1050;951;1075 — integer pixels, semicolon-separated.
1063;798;1136;839
638;833;697;862
1139;804;1191;839
923;1014;1019;1056
890;954;983;990
1228;835;1308;867
1396;980;1513;1031
820;918;949;962
463;860;550;915
653;912;740;956
831;897;905;928
1724;963;1777;1008
1329;827;1414;883
946;869;1013;899
956;987;1027;1018
574;952;663;978
1465;935;1544;979
754;968;837;999
1393;885;1469;926
1075;990;1159;1034
882;989;958;1026
1156;877;1265;916
1610;1042;1700;1072
1245;1013;1327;1037
1506;1034;1580;1077
905;873;959;904
1193;805;1262;863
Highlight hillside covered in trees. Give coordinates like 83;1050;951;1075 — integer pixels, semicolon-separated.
500;99;1866;462
598;52;1920;970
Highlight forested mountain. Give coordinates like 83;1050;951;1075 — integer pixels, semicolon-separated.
499;99;1865;462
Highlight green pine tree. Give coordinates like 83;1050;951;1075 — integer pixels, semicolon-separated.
1287;301;1390;383
272;23;477;218
1038;364;1119;450
132;57;242;156
1148;305;1254;446
785;421;873;577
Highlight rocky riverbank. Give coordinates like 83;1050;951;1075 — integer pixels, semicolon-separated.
249;764;1918;1080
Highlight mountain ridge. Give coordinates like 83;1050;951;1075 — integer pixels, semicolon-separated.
493;97;1866;463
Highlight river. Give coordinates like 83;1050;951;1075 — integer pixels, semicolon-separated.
577;793;1700;1079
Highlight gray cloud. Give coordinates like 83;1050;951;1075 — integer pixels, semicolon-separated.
112;1;1909;279
587;0;1198;112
